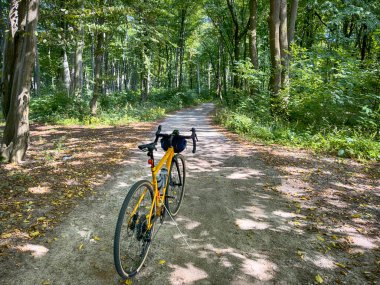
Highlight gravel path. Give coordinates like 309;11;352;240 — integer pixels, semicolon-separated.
2;103;379;285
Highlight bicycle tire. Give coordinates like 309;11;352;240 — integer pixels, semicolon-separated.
165;154;186;216
114;180;155;279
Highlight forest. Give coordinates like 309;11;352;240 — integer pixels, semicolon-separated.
1;1;380;284
0;0;379;162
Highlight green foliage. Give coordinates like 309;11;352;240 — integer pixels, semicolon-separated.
289;46;380;134
215;106;380;161
29;89;204;125
30;90;89;122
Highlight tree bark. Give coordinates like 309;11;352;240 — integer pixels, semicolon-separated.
196;60;201;95
72;25;84;96
227;0;240;88
216;42;222;100
89;5;104;116
140;45;149;102
178;8;186;89
287;0;298;46
248;0;258;70
279;0;289;88
0;0;6;75
1;0;39;163
33;37;40;95
268;0;281;115
62;48;71;93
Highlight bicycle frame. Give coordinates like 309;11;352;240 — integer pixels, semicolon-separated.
147;146;175;228
129;146;175;231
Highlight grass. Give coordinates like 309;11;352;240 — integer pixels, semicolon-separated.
214;107;380;161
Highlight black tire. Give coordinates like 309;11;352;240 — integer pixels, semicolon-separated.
114;180;155;279
166;154;186;216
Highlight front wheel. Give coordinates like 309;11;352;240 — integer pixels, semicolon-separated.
166;154;186;216
114;180;155;279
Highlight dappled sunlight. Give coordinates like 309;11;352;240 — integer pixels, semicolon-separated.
272;210;298;218
330;181;357;191
28;185;51;194
236;205;267;219
219;256;233;268
305;253;336;269
169;263;208;285
350;234;379;249
241;258;277;281
186;157;222;173
235;218;270;230
176;216;202;230
16;244;49;258
226;168;263;180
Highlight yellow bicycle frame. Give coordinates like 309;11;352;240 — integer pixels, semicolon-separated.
128;146;175;230
146;146;175;229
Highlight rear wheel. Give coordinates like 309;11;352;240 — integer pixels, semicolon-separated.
114;180;155;278
166;154;186;216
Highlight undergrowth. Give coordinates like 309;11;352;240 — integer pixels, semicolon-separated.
215;107;380;161
30;89;209;126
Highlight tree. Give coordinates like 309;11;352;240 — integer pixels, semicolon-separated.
89;0;105;116
248;0;258;70
268;0;281;115
1;0;40;163
287;0;298;46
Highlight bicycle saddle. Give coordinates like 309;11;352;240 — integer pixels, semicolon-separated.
138;142;157;152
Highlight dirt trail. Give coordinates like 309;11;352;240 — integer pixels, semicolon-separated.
1;103;379;285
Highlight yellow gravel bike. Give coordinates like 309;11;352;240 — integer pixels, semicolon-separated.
113;125;197;279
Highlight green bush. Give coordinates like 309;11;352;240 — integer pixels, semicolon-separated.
215;106;380;161
30;91;89;122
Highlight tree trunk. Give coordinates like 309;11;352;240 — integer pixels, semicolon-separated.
288;0;299;46
72;25;84;96
0;1;7;76
279;0;289;88
178;9;186;89
268;0;281;115
1;0;39;163
248;0;258;70
140;45;149;102
166;45;172;89
227;0;241;88
207;63;212;93
62;48;71;93
216;42;222;100
33;37;40;95
196;60;201;95
89;8;104;116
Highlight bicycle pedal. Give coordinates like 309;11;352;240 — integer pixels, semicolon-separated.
166;195;175;199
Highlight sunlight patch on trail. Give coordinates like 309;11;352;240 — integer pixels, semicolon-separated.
16;244;49;258
235;218;270;230
169;263;208;285
226;168;263;180
241;258;277;281
28;186;51;194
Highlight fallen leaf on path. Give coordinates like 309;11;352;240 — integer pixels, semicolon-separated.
93;235;101;241
315;274;324;284
334;262;346;269
1;233;12;239
78;244;84;251
29;231;40;238
159;259;166;265
316;235;325;242
124;278;132;285
296;250;304;259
